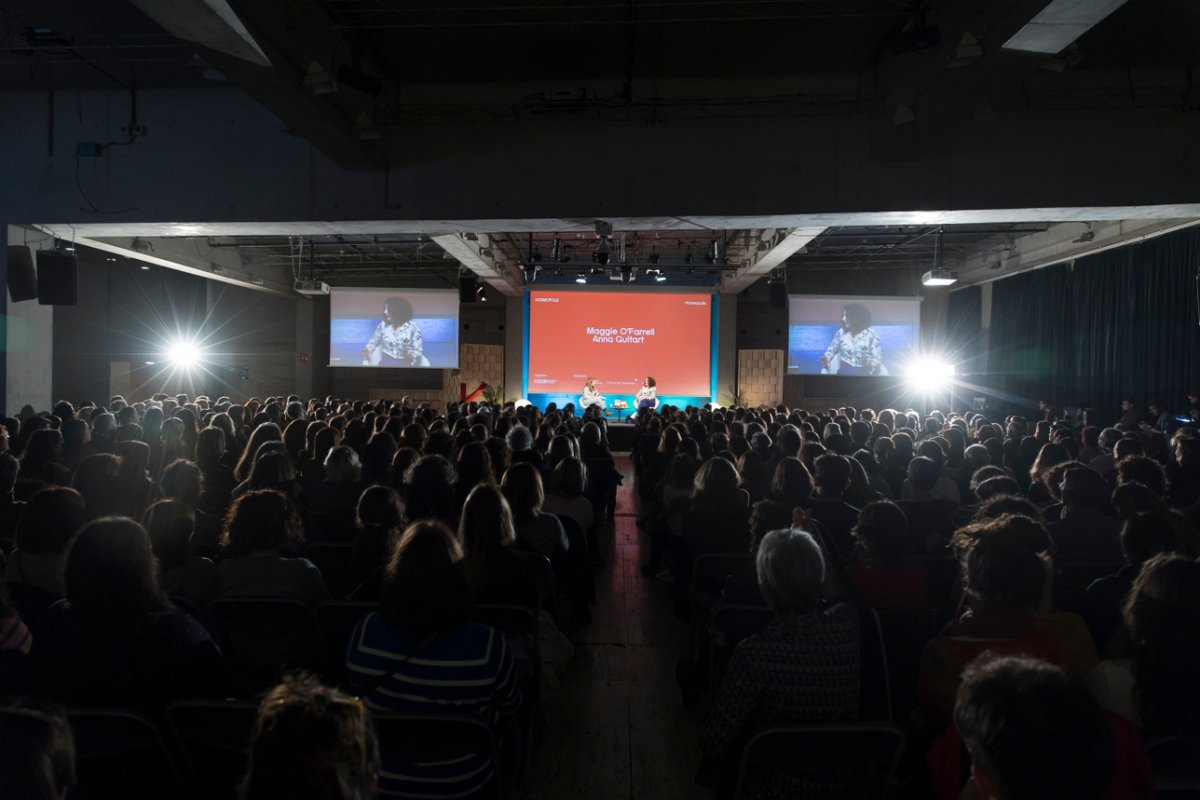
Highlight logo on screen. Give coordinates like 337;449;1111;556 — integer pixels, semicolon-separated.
534;297;559;303
683;301;707;306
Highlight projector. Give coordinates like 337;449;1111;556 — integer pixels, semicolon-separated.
294;280;331;296
921;269;958;287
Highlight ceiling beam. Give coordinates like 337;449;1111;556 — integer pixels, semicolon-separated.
127;0;271;66
1003;0;1132;54
33;225;295;297
721;227;825;293
431;233;521;296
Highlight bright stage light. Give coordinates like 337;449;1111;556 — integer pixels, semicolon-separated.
165;338;205;370
903;358;955;391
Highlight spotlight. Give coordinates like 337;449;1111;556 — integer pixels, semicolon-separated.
479;287;488;302
522;265;539;283
575;273;587;284
593;240;610;266
620;264;633;284
654;271;666;283
555;267;564;277
589;267;606;276
902;358;955;392
165;338;205;371
921;269;958;287
648;249;660;265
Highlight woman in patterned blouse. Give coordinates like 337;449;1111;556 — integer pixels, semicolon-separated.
361;296;430;367
819;303;884;376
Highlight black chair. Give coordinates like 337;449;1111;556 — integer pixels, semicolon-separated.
518;551;557;611
858;607;892;723
473;603;540;782
1054;561;1124;612
304;541;363;599
874;607;953;730
166;699;258;800
1146;735;1200;798
67;708;186;800
314;600;375;681
206;598;323;694
691;554;755;659
733;722;906;800
914;554;962;611
169;595;211;633
373;710;506;800
708;603;774;683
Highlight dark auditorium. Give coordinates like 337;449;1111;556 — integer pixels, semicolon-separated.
2;1;1200;799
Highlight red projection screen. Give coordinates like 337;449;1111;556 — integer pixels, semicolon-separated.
524;290;715;408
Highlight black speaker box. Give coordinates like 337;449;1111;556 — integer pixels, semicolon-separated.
37;250;78;305
459;274;479;303
6;246;38;302
768;281;788;308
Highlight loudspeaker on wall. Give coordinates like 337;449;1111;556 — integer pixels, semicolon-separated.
37;250;78;305
768;281;788;308
6;246;38;302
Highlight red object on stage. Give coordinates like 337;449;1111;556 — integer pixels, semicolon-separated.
461;382;487;403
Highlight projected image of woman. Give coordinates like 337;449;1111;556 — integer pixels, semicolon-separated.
818;303;885;376
361;296;430;367
636;376;657;411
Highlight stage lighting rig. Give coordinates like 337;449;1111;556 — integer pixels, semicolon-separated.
523;265;539;283
593;239;610;266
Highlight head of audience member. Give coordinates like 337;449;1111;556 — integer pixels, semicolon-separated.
769;457;814;508
500;461;546;524
960;516;1051;615
0;453;18;497
455;441;495;496
813;454;852;501
756;528;825;617
64;517;166;616
1029;443;1069;484
974;494;1042;523
379;520;471;637
222;490;304;557
0;700;76;800
323;446;362;486
355;485;405;574
853;500;910;566
1123;554;1200;737
15;486;86;559
247;450;297;494
974;475;1021;502
160;459;202;508
954;654;1113;800
402;455;458;526
1056;467;1107;512
1115;455;1168;499
907;456;942;499
549;457;587;500
241;673;379;800
691;456;742;514
143;499;197;573
234;423;283;481
747;500;794;555
21;428;63;470
506;425;533;454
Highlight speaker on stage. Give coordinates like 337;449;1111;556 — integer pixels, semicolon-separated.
37;250;78;305
768;281;788;308
6;246;38;302
459;274;479;303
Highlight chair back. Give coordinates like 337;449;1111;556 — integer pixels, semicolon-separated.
166;699;258;800
304;541;363;599
1147;735;1200;795
709;603;774;683
914;554;962;611
67;708;185;800
372;710;504;800
734;722;906;800
206;598;322;693
1053;561;1123;611
859;607;892;723
169;595;211;633
314;600;376;679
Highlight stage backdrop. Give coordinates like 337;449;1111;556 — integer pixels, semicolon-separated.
524;290;717;409
328;288;459;368
787;295;921;375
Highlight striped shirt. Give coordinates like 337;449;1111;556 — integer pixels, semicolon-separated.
345;613;522;798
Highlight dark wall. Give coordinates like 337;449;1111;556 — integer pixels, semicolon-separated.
53;251;207;404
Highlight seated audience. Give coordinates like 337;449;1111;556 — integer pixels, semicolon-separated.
3;488;86;626
846;500;928;611
1048;467;1124;566
143;499;219;608
345;520;522;798
216;490;330;606
0;700;75;800
29;517;229;713
809;454;860;561
458;483;540;608
698;527;859;797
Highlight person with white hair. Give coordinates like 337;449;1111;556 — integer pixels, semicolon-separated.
698;527;860;797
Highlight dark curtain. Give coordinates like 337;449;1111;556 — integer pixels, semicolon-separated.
990;226;1200;423
945;285;982;373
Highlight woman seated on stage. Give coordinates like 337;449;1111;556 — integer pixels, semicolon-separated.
636;376;658;412
580;377;606;410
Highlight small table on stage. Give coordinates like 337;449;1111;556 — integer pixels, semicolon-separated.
611;401;629;421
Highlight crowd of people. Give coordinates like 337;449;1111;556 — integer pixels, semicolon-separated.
0;391;1196;799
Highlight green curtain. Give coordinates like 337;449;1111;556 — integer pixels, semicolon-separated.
990;226;1200;419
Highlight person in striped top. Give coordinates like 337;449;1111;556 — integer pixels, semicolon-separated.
345;520;522;798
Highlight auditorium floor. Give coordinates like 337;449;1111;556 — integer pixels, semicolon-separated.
524;454;705;800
